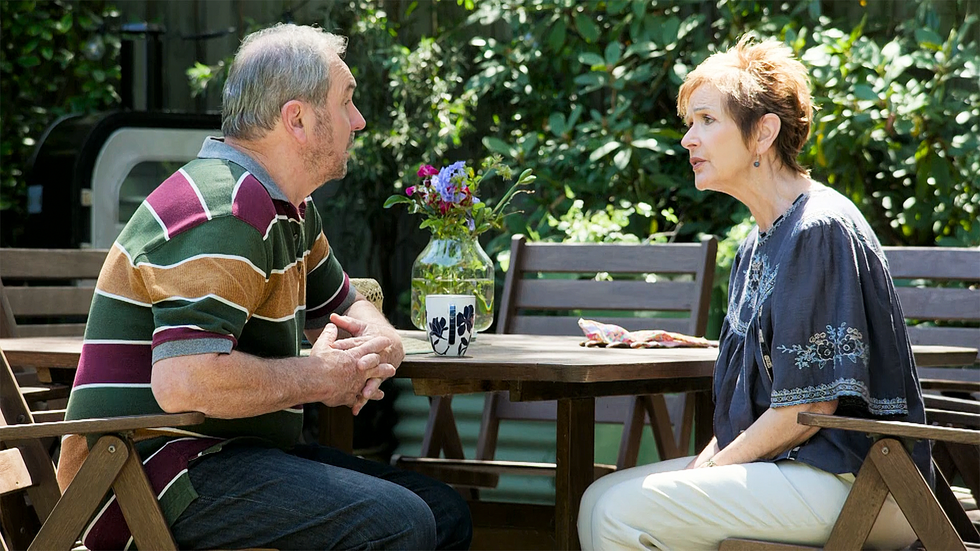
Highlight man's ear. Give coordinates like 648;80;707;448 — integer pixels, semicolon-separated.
755;113;781;156
281;100;309;144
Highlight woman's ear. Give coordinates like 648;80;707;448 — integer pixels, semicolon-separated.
755;113;781;156
281;100;309;144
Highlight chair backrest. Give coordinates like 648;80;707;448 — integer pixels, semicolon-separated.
0;348;62;550
882;246;980;363
497;235;718;337
0;248;108;338
477;235;717;464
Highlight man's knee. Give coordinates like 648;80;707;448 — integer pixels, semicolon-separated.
385;488;439;549
428;482;472;550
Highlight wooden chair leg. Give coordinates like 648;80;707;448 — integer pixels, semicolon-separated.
421;396;465;459
30;435;128;551
646;394;680;460
932;459;980;544
824;442;890;550
868;438;965;551
616;396;646;470
112;438;177;551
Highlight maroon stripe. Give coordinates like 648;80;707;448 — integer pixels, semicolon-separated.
231;174;277;234
145;170;209;238
83;438;222;550
308;273;350;319
298;199;308;219
73;343;153;386
274;199;300;219
153;327;237;348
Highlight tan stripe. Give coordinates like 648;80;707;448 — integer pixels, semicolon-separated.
307;232;330;269
137;257;266;312
97;247;153;303
254;264;306;320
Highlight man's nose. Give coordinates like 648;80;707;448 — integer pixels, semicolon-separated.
351;104;366;132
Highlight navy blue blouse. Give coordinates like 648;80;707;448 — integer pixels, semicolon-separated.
713;186;933;486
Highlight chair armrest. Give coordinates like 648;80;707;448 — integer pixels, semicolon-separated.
797;412;980;445
0;412;205;441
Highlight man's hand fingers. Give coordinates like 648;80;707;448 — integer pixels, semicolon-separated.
360;377;384;399
329;336;375;351
330;313;369;337
311;323;338;353
348;336;391;358
364;363;396;381
357;353;381;371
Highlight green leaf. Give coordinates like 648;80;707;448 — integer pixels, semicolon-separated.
578;52;605;67
574;13;600;44
631;138;660;151
482;136;516;158
852;84;878;101
548;113;566;136
613;148;631;170
661;16;680;46
17;55;40;68
547;20;566;52
914;28;943;48
604;42;622;65
383;195;414;208
589;141;621;161
607;0;630;15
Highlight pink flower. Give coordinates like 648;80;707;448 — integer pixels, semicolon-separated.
417;164;439;177
406;186;416;196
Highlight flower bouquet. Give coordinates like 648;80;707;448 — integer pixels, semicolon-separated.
384;156;534;331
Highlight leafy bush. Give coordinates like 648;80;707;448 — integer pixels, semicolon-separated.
0;0;120;245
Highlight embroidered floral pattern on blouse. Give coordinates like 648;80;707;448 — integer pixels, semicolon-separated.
777;323;870;370
771;377;908;415
727;253;779;336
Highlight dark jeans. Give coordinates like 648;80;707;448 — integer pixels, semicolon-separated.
171;443;472;550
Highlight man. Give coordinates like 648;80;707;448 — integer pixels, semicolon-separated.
60;23;472;550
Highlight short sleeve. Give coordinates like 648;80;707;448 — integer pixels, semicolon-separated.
303;203;355;328
139;217;270;363
768;219;908;416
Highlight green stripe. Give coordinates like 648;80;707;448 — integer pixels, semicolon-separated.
86;294;154;340
143;216;269;269
181;158;245;217
154;297;250;338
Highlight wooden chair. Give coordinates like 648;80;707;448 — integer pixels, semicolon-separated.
882;246;980;374
720;407;980;551
397;235;717;486
0;346;204;551
0;248;109;431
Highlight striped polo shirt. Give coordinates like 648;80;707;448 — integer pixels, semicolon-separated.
64;137;356;550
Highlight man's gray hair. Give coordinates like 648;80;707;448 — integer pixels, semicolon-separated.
221;24;348;140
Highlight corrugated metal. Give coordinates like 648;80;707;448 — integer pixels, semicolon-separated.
391;380;682;504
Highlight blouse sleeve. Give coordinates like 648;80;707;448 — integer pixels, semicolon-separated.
767;219;909;416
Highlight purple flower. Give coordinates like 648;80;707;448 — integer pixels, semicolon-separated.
466;215;475;231
433;161;466;203
406;186;416;196
417;164;439;177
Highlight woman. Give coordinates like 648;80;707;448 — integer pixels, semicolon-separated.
577;36;930;550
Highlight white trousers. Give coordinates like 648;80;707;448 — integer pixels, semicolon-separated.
577;456;917;551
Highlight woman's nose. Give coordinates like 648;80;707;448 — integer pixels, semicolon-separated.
681;127;697;150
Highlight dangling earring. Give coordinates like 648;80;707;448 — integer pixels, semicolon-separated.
753;158;760;168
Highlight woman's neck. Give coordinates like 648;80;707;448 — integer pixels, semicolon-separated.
741;169;817;232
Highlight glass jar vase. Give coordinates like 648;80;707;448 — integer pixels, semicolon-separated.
410;235;494;333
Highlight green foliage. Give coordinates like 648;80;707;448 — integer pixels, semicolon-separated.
0;1;121;244
464;0;978;247
799;12;980;246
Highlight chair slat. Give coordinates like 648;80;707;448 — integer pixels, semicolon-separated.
896;287;980;321
5;287;95;318
514;280;697;311
907;326;980;354
0;448;32;497
884;247;980;281
0;249;107;280
518;243;706;274
798;412;980;445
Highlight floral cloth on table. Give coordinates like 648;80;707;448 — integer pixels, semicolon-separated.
577;318;717;348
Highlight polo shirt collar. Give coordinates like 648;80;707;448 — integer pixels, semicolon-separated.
197;137;290;203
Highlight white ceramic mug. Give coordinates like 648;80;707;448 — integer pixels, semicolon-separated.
424;294;476;356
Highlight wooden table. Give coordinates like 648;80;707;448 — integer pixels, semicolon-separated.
3;334;978;550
